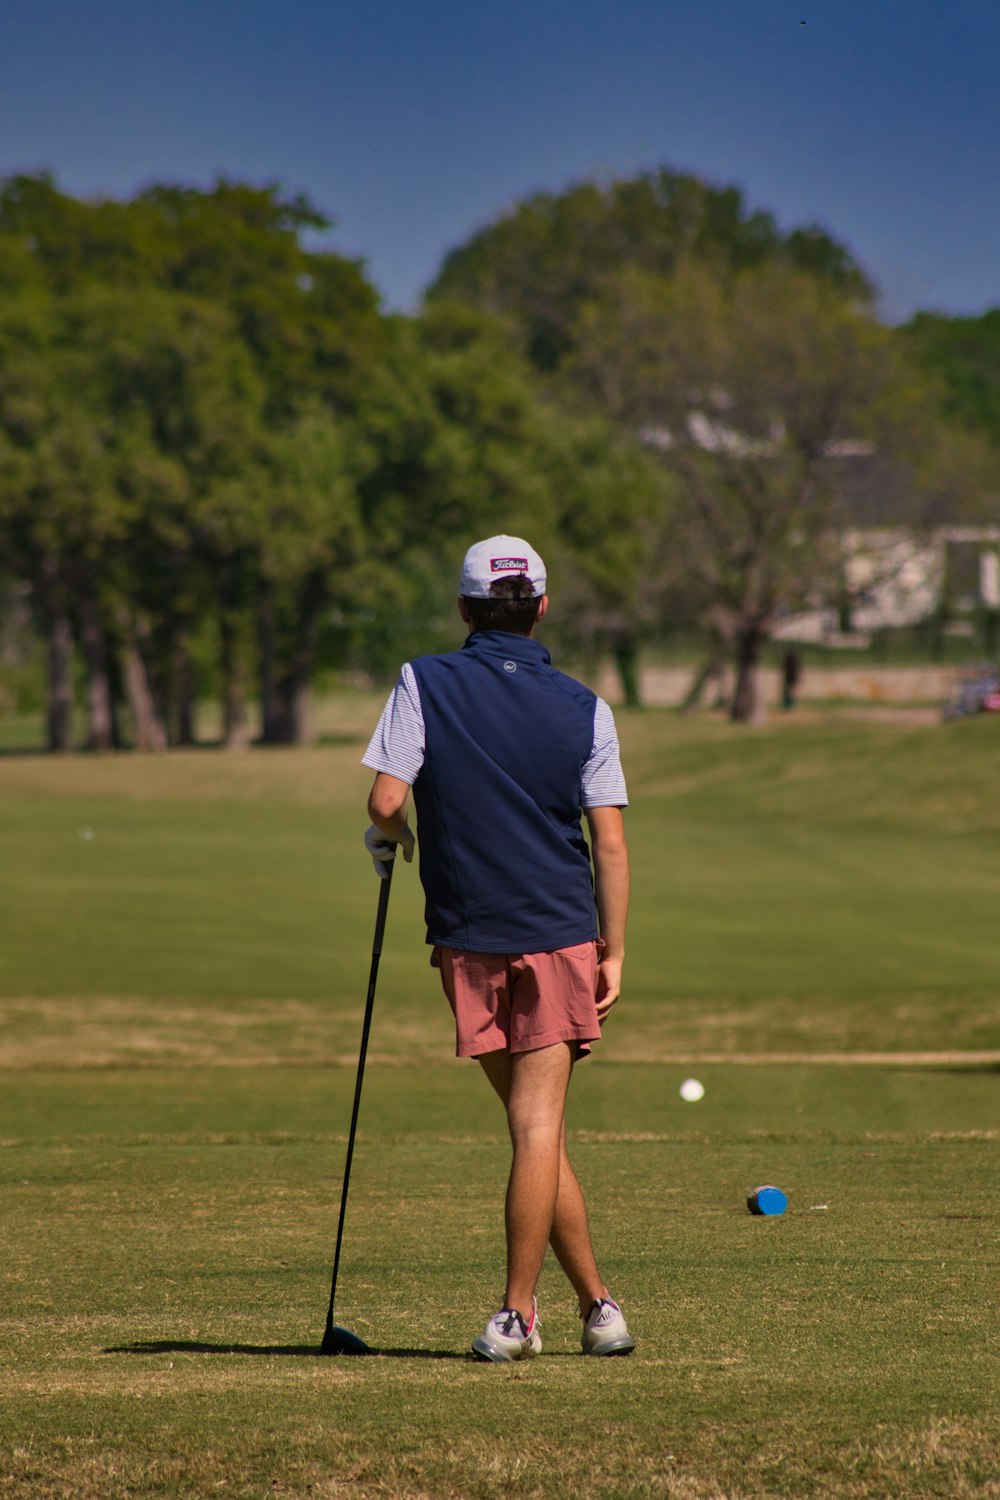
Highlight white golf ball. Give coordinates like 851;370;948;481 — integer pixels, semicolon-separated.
679;1078;705;1102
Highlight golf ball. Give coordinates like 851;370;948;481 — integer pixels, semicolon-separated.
679;1078;705;1102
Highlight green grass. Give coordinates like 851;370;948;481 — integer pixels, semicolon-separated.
1;704;998;1497
2;1065;997;1499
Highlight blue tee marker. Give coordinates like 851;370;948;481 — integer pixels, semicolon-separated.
747;1185;788;1216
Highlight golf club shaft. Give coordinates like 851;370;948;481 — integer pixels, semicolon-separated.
324;861;393;1335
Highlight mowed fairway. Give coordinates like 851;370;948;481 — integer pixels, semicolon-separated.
1;703;998;1499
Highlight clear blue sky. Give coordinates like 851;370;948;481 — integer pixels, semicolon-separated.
2;0;997;322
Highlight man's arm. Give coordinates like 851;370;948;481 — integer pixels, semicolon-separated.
368;772;412;839
361;668;423;875
584;804;630;1020
365;773;415;874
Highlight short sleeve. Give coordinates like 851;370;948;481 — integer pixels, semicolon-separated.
361;662;426;784
580;698;628;807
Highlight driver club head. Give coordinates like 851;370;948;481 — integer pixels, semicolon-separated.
320;1323;372;1357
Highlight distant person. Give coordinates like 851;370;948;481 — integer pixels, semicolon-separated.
782;649;802;711
361;535;635;1362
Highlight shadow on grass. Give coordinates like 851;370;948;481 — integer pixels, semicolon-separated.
901;1062;1000;1075
104;1339;468;1360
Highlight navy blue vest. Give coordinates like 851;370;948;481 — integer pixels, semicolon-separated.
410;631;599;953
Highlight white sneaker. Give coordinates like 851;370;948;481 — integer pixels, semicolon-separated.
581;1297;635;1356
472;1298;542;1362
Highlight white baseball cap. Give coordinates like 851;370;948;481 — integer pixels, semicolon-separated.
459;535;547;599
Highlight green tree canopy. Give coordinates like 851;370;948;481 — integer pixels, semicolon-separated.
428;168;872;373
0;173;386;419
0;173;388;747
902;309;1000;443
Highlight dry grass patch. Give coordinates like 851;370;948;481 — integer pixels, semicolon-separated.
5;995;998;1073
0;997;453;1071
599;994;1000;1061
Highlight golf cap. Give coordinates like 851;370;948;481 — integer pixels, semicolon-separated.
459;535;547;599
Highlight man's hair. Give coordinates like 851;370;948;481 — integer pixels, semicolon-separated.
462;576;542;635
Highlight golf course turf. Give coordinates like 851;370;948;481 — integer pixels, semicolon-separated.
1;703;997;1498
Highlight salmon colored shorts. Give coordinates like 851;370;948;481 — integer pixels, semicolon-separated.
433;942;603;1059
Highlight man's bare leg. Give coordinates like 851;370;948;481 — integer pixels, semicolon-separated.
478;1046;608;1319
549;1120;610;1315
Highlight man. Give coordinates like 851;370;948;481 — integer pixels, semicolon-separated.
362;534;634;1362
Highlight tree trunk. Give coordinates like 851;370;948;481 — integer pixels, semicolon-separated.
118;607;168;752
269;674;296;744
46;606;75;752
680;656;725;715
175;643;197;746
731;629;765;724
219;608;251;749
271;604;322;745
38;555;75;750
261;578;324;746
106;646;128;749
287;582;326;746
288;661;314;746
983;608;999;658
77;584;114;751
609;627;642;709
257;581;288;743
161;616;197;746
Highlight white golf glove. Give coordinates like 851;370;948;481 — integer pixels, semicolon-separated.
364;823;415;878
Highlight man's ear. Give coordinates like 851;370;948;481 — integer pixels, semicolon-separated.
458;596;472;624
536;595;549;621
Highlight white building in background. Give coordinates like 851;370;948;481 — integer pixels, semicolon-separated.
774;526;1000;646
639;417;1000;646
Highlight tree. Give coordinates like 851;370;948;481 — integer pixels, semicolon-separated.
127;180;386;420
0;268;273;750
232;409;363;745
900;311;1000;642
902;309;1000;442
570;262;956;720
67;283;269;749
0;173;385;419
0;286;134;749
428;168;871;373
425;168;886;707
533;418;677;706
0;173;387;749
0;289;71;748
346;306;566;674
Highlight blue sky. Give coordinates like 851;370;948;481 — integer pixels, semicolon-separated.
2;0;997;321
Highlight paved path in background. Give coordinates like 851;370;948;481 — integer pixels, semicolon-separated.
626;1050;1000;1066
595;663;968;709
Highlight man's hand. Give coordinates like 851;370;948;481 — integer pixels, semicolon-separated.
364;823;415;879
595;954;623;1021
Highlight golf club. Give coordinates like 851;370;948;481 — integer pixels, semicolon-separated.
319;859;394;1355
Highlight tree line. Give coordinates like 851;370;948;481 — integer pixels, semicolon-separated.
1;168;995;743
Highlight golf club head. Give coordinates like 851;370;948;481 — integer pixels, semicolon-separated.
320;1323;371;1356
